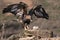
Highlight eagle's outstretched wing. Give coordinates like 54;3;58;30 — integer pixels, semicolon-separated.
2;4;19;15
2;2;28;15
29;5;49;19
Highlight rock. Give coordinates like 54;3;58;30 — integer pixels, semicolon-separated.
1;20;24;38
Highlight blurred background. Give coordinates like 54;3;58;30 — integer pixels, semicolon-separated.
0;0;60;38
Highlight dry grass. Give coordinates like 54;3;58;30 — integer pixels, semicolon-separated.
0;0;60;40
